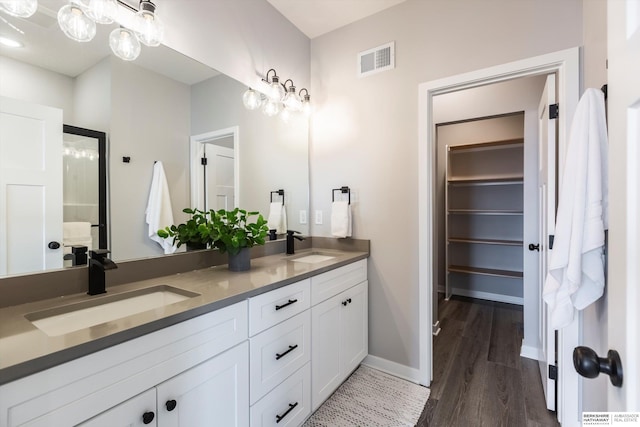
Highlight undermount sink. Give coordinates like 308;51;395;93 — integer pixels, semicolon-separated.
289;252;336;264
26;285;200;337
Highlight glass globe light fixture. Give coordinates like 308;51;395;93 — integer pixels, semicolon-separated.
262;98;281;117
134;0;164;47
109;26;141;61
268;74;286;102
0;0;38;17
282;82;302;112
57;1;96;42
82;0;117;24
299;89;312;116
242;88;262;110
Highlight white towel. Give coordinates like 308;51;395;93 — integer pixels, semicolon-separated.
543;88;609;329
145;161;177;254
331;201;352;238
63;222;92;252
267;202;287;234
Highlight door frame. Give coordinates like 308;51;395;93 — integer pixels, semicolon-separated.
190;126;240;210
418;47;580;425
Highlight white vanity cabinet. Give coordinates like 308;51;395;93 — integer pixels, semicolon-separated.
310;259;368;411
248;279;312;427
0;301;249;427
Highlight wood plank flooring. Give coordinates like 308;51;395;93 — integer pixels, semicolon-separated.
416;295;559;427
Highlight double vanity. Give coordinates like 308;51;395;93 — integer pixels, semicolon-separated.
0;245;369;426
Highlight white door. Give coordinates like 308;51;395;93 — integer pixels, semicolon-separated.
156;342;249;427
537;74;557;411
204;144;235;210
78;389;157;427
606;0;640;411
0;97;63;276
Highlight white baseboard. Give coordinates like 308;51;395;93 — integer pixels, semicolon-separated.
361;355;422;384
450;288;524;306
520;341;543;361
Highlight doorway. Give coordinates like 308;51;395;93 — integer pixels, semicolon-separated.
190;127;240;211
418;47;580;425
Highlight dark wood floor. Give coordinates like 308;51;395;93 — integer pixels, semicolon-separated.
416;295;559;427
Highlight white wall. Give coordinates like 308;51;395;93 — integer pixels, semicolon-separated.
309;0;584;370
73;57;111;132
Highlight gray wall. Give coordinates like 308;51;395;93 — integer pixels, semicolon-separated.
309;0;588;370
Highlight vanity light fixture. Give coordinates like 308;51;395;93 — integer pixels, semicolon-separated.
299;88;311;116
242;87;263;110
109;25;140;61
0;0;38;18
55;0;163;60
57;0;97;42
242;70;312;119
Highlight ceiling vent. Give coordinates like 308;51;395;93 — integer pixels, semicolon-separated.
358;41;395;78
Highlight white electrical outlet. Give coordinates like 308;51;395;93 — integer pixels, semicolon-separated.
315;210;323;225
299;210;307;224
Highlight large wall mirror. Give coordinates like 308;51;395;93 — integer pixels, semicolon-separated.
0;0;309;278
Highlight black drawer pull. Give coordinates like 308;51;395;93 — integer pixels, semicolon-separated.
142;411;155;424
275;299;298;311
276;402;298;423
275;344;298;360
165;399;177;411
342;298;352;306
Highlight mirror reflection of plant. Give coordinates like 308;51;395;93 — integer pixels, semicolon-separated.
158;208;268;255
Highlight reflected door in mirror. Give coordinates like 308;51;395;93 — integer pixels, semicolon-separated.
0;97;63;275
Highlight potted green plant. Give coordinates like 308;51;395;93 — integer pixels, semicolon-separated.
209;208;268;271
158;208;268;271
157;208;215;250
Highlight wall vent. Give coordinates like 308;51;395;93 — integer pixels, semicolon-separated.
358;42;395;78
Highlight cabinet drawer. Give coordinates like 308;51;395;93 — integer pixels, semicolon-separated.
311;259;367;305
249;279;310;336
249;311;311;404
250;363;311;427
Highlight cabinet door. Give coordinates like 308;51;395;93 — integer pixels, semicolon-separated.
77;389;157;427
156;342;249;427
310;292;343;411
341;281;368;375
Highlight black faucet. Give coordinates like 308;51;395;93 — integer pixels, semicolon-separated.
63;245;88;266
286;230;305;255
88;249;118;295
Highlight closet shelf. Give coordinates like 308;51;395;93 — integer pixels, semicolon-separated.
448;138;524;153
447;265;523;279
447;238;523;246
448;209;523;216
447;177;523;185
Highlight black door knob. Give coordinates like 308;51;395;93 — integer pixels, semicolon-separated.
528;243;540;251
166;399;177;411
48;241;61;250
142;411;155;424
573;346;623;387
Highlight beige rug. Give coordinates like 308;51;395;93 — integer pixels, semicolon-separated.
303;365;430;427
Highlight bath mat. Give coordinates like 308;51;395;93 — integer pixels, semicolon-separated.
303;365;430;427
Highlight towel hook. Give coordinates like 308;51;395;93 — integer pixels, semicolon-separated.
332;186;351;205
270;189;285;205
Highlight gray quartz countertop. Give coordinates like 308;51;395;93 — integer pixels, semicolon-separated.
0;248;368;385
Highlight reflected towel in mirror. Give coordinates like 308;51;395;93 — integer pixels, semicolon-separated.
267;202;287;234
146;161;177;254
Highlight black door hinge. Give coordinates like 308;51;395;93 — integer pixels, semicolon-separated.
549;235;555;250
549;365;558;380
201;157;208;166
549;104;559;119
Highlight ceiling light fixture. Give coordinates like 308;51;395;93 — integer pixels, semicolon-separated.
82;0;117;24
57;0;97;42
134;0;163;46
0;0;38;18
242;69;312;119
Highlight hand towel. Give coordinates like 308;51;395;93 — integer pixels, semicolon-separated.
267;202;287;234
331;201;352;238
145;161;177;254
542;88;609;329
63;222;92;253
